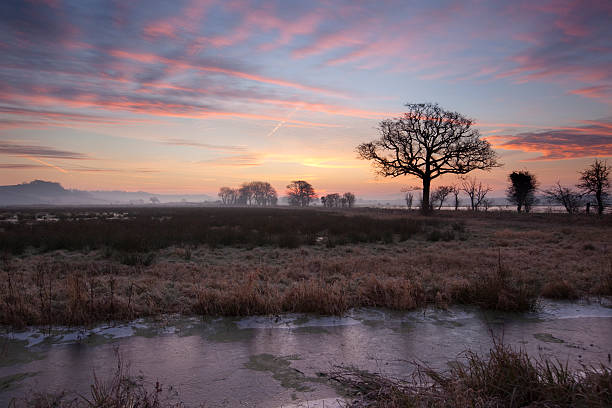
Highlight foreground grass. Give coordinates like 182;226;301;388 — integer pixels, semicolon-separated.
1;208;611;326
9;343;612;407
9;355;187;408
332;341;612;408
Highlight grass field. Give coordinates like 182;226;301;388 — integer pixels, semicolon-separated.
1;207;610;327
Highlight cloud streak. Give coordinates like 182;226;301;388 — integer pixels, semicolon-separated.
0;141;88;160
489;119;612;160
162;138;247;152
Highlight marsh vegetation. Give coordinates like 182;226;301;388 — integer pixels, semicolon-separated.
0;207;610;327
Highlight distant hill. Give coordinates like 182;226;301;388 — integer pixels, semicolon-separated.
0;180;213;206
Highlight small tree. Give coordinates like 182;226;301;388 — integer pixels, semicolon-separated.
451;185;461;211
343;192;356;208
287;180;317;207
357;103;499;213
461;177;492;211
577;160;609;215
431;186;454;210
218;187;233;205
506;171;538;213
246;181;277;206
405;191;413;210
401;186;421;210
544;182;584;214
321;193;340;207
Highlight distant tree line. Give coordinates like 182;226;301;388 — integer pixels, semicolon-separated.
218;181;277;206
400;160;609;215
219;180;358;209
321;192;356;208
502;161;609;215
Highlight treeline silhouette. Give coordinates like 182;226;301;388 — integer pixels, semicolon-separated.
321;192;356;208
218;181;277;206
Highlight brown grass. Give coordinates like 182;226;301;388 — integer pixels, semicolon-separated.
331;340;612;408
1;210;610;327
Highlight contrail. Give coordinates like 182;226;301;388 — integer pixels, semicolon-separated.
266;105;301;138
23;156;68;173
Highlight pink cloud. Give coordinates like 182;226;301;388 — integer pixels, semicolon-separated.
109;49;343;96
488;119;612;160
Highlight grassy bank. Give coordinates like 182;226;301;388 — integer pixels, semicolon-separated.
1;208;610;326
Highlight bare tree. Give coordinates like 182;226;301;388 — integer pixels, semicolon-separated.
405;191;413;209
401;185;421;210
238;183;254;205
577;160;609;215
321;193;341;208
287;180;317;207
482;198;491;212
357;103;499;213
431;186;454;210
343;192;356;208
506;171;538;213
218;187;233;205
220;183;275;206
544;182;584;214
451;185;461;210
246;181;277;206
460;177;492;211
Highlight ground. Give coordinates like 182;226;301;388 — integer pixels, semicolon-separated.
1;207;610;327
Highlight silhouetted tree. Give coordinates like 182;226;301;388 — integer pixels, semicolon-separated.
220;183;276;206
577;160;609;215
401;186;420;210
544;182;584;214
218;187;234;205
321;193;340;208
287;180;317;207
357;103;499;213
506;171;538;213
451;185;461;210
405;191;413;209
461;177;492;211
245;181;277;206
431;186;454;210
343;192;356;208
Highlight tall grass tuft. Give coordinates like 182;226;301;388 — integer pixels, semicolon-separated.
331;340;612;408
9;352;186;407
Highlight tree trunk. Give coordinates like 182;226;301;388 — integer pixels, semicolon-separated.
421;178;431;214
596;190;603;215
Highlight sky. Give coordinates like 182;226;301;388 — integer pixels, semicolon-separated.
0;0;611;198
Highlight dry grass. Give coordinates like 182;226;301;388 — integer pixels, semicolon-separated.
331;340;612;408
1;209;610;327
9;352;186;408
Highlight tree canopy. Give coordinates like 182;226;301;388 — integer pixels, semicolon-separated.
577;160;609;215
286;180;317;207
506;171;537;213
357;103;499;212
